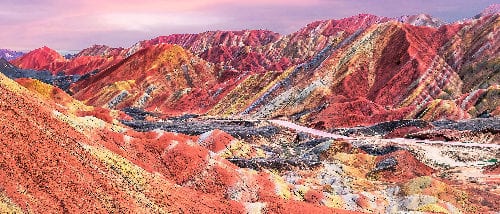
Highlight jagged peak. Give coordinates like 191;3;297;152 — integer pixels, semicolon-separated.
479;3;500;17
125;29;281;57
397;13;446;28
157;29;280;38
303;13;385;27
29;46;63;58
291;13;390;37
149;29;281;46
76;44;125;57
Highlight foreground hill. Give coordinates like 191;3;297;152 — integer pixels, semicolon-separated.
0;71;361;213
2;70;499;213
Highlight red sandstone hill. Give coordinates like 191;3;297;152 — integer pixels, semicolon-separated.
0;71;360;213
209;13;499;128
11;46;66;72
11;45;125;75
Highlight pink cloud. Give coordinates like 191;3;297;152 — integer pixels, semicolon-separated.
0;0;497;51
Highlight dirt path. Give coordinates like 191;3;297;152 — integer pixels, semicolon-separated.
269;119;500;149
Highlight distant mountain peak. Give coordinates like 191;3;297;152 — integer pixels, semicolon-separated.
33;46;64;58
10;46;66;72
75;44;126;58
397;13;446;28
479;3;500;17
0;49;24;61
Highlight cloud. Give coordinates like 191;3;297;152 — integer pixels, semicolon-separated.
100;13;225;31
0;0;497;50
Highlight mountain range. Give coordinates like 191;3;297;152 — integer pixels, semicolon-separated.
8;9;499;129
0;4;499;213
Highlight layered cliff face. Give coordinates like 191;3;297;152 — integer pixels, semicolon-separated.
128;30;283;73
127;15;392;74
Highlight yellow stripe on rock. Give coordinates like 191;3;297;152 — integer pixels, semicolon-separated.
0;192;24;214
417;203;450;214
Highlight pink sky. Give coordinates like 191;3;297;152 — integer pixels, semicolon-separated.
1;0;497;51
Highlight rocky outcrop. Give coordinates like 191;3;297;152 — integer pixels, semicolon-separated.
75;44;126;58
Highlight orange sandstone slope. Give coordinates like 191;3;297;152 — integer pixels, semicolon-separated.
0;73;357;213
70;43;229;116
0;72;240;213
